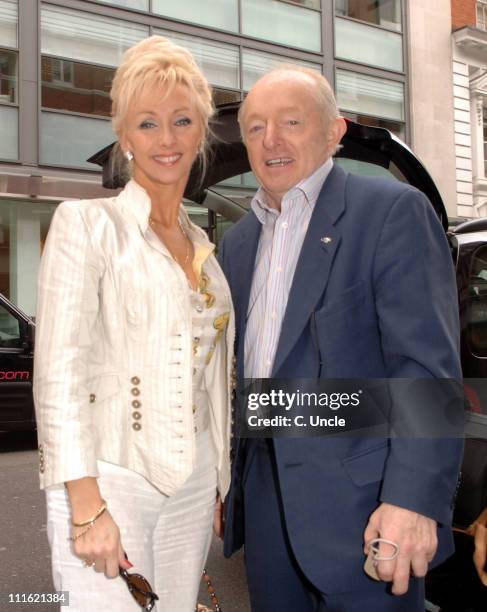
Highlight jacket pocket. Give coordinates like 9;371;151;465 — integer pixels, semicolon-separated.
342;442;389;486
86;374;120;403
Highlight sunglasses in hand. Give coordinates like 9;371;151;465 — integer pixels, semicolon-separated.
119;566;159;611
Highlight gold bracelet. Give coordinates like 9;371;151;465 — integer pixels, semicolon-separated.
71;499;107;528
69;523;94;542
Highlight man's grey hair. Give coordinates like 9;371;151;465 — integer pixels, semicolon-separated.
238;65;340;140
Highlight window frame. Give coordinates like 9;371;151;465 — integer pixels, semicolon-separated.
334;0;403;34
478;0;487;31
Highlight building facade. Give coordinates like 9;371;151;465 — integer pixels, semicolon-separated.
451;0;487;218
1;0;410;315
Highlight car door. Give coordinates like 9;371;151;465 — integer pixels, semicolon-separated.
0;294;35;431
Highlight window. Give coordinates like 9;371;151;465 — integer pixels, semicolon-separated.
0;48;16;103
467;245;487;357
41;113;115;169
478;1;487;31
41;5;148;67
154;29;240;90
40;5;147;168
281;0;320;7
242;0;321;52
154;0;321;52
0;105;17;159
0;302;20;348
153;0;238;33
335;17;403;72
0;0;17;161
341;111;405;140
41;57;113;117
0;200;57;316
96;0;149;9
335;0;402;32
484;104;487;177
0;0;17;48
336;69;405;123
242;48;321;90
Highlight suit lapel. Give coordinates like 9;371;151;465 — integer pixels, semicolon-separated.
229;212;262;377
272;164;348;376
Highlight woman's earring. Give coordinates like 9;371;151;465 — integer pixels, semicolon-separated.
126;151;133;162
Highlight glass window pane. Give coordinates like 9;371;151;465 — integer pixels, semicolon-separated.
335;0;402;31
335;18;403;72
0;105;17;159
0;199;57;316
336;70;404;122
154;29;239;89
242;0;321;52
0;0;17;48
41;5;148;67
341;111;405;140
42;57;113;117
96;0;149;9
242;48;321;91
335;157;399;179
153;0;238;33
0;49;17;103
0;302;20;347
285;0;321;8
40;112;115;169
213;88;240;106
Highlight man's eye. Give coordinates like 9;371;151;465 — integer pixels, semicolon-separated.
140;120;156;129
175;117;192;126
248;124;263;134
287;119;299;126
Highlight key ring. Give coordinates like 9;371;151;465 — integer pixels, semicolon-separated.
369;538;400;562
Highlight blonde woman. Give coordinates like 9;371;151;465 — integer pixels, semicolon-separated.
34;36;234;611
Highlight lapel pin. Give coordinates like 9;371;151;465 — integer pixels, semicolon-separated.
321;236;332;244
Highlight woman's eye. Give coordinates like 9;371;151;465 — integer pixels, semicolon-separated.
287;119;299;126
140;120;156;129
175;117;192;126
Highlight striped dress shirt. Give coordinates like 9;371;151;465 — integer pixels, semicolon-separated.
245;158;334;378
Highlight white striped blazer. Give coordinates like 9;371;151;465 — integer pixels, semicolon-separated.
33;179;235;499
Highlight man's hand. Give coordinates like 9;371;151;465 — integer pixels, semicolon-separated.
466;507;487;586
363;502;437;595
213;495;225;540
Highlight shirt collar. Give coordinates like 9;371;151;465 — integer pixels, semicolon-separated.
118;178;215;268
251;157;334;225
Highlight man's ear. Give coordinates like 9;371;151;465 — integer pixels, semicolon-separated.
326;117;347;154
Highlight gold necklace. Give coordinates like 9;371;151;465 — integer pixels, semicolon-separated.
149;216;191;266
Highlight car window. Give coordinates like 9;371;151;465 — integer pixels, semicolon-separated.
0;302;21;348
335;158;398;180
466;245;487;358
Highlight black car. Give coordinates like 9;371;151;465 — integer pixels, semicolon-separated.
0;291;35;431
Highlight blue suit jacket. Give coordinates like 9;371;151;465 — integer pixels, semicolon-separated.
219;165;464;594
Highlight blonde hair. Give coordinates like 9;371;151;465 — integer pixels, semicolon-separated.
110;35;215;177
239;65;339;137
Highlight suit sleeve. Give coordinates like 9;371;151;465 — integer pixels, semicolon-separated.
33;201;103;489
372;189;463;525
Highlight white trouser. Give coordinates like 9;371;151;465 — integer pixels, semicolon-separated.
46;429;217;611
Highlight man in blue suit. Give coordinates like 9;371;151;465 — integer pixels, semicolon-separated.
218;66;463;611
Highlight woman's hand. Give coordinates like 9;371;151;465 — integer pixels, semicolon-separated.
72;509;130;578
213;495;225;540
66;477;133;578
467;507;487;586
